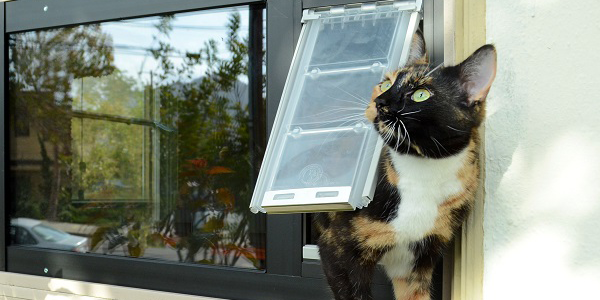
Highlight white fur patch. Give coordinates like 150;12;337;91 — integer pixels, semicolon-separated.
380;242;415;278
380;148;468;278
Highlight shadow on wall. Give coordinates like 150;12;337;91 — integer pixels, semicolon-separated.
483;1;600;295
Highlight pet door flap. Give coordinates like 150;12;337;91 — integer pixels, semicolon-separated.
251;0;422;213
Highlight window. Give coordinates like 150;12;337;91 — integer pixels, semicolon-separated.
1;1;445;299
10;226;38;246
9;5;266;269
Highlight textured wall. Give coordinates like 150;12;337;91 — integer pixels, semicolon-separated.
484;0;600;299
0;272;221;300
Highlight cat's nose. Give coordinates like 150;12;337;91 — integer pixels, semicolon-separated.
375;97;388;107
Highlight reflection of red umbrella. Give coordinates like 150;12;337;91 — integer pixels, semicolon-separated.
206;166;235;175
157;233;178;248
187;159;208;168
222;245;266;260
215;188;235;208
252;247;266;260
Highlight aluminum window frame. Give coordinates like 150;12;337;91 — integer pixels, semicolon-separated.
1;1;312;299
1;0;444;299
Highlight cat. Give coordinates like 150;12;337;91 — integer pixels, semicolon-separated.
314;30;497;300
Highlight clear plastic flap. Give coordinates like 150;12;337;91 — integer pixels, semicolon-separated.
251;1;421;213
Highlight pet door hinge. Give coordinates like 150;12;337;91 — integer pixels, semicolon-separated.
302;6;346;23
394;0;422;12
302;10;320;23
302;0;421;23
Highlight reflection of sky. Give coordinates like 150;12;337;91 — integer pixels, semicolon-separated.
101;6;250;87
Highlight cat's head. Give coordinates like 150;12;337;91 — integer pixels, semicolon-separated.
365;31;497;158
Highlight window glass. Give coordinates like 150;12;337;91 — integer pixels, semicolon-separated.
10;226;38;245
8;6;266;270
31;224;71;242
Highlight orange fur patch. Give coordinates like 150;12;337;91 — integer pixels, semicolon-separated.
391;278;430;300
384;156;399;184
365;101;377;122
366;71;401;123
352;216;396;249
428;138;480;241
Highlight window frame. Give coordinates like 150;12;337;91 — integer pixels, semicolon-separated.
2;1;311;298
0;0;447;299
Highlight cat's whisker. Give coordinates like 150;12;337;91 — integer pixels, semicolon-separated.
431;136;450;156
335;112;366;118
336;119;366;128
316;114;366;125
398;121;407;145
315;119;366;154
324;95;369;106
310;109;365;119
382;128;391;144
425;63;444;76
397;100;407;114
403;117;421;122
400;110;421;116
397;121;407;147
446;125;467;133
334;86;370;105
382;122;395;145
394;121;402;151
310;119;364;127
403;123;412;154
306;111;359;119
320;105;366;112
322;106;365;113
390;120;398;146
338;112;367;118
340;88;370;104
430;136;443;157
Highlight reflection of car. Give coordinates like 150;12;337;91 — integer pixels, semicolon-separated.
10;218;89;253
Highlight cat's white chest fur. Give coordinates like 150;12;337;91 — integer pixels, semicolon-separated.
380;148;468;278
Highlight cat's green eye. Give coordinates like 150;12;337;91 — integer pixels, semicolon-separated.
412;88;431;102
380;80;392;92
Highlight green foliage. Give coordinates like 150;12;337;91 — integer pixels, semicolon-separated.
9;24;115;221
9;10;265;269
149;11;264;268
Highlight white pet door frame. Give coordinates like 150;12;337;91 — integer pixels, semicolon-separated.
251;0;423;213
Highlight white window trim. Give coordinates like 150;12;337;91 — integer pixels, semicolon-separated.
444;0;487;299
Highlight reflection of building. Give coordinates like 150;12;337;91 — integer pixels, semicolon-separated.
10;90;72;222
9;83;162;220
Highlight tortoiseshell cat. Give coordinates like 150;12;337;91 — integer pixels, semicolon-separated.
314;31;497;300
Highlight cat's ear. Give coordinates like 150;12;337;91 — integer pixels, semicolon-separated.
458;44;497;105
406;30;428;65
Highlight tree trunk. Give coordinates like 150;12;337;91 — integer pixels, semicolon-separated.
47;143;61;221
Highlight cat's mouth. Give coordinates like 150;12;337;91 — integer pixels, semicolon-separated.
376;115;410;147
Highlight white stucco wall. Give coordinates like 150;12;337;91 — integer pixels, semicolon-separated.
0;271;222;300
484;0;600;299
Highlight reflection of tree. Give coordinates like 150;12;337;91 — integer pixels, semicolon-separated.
9;25;115;221
151;12;265;267
9;10;265;269
71;72;146;202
